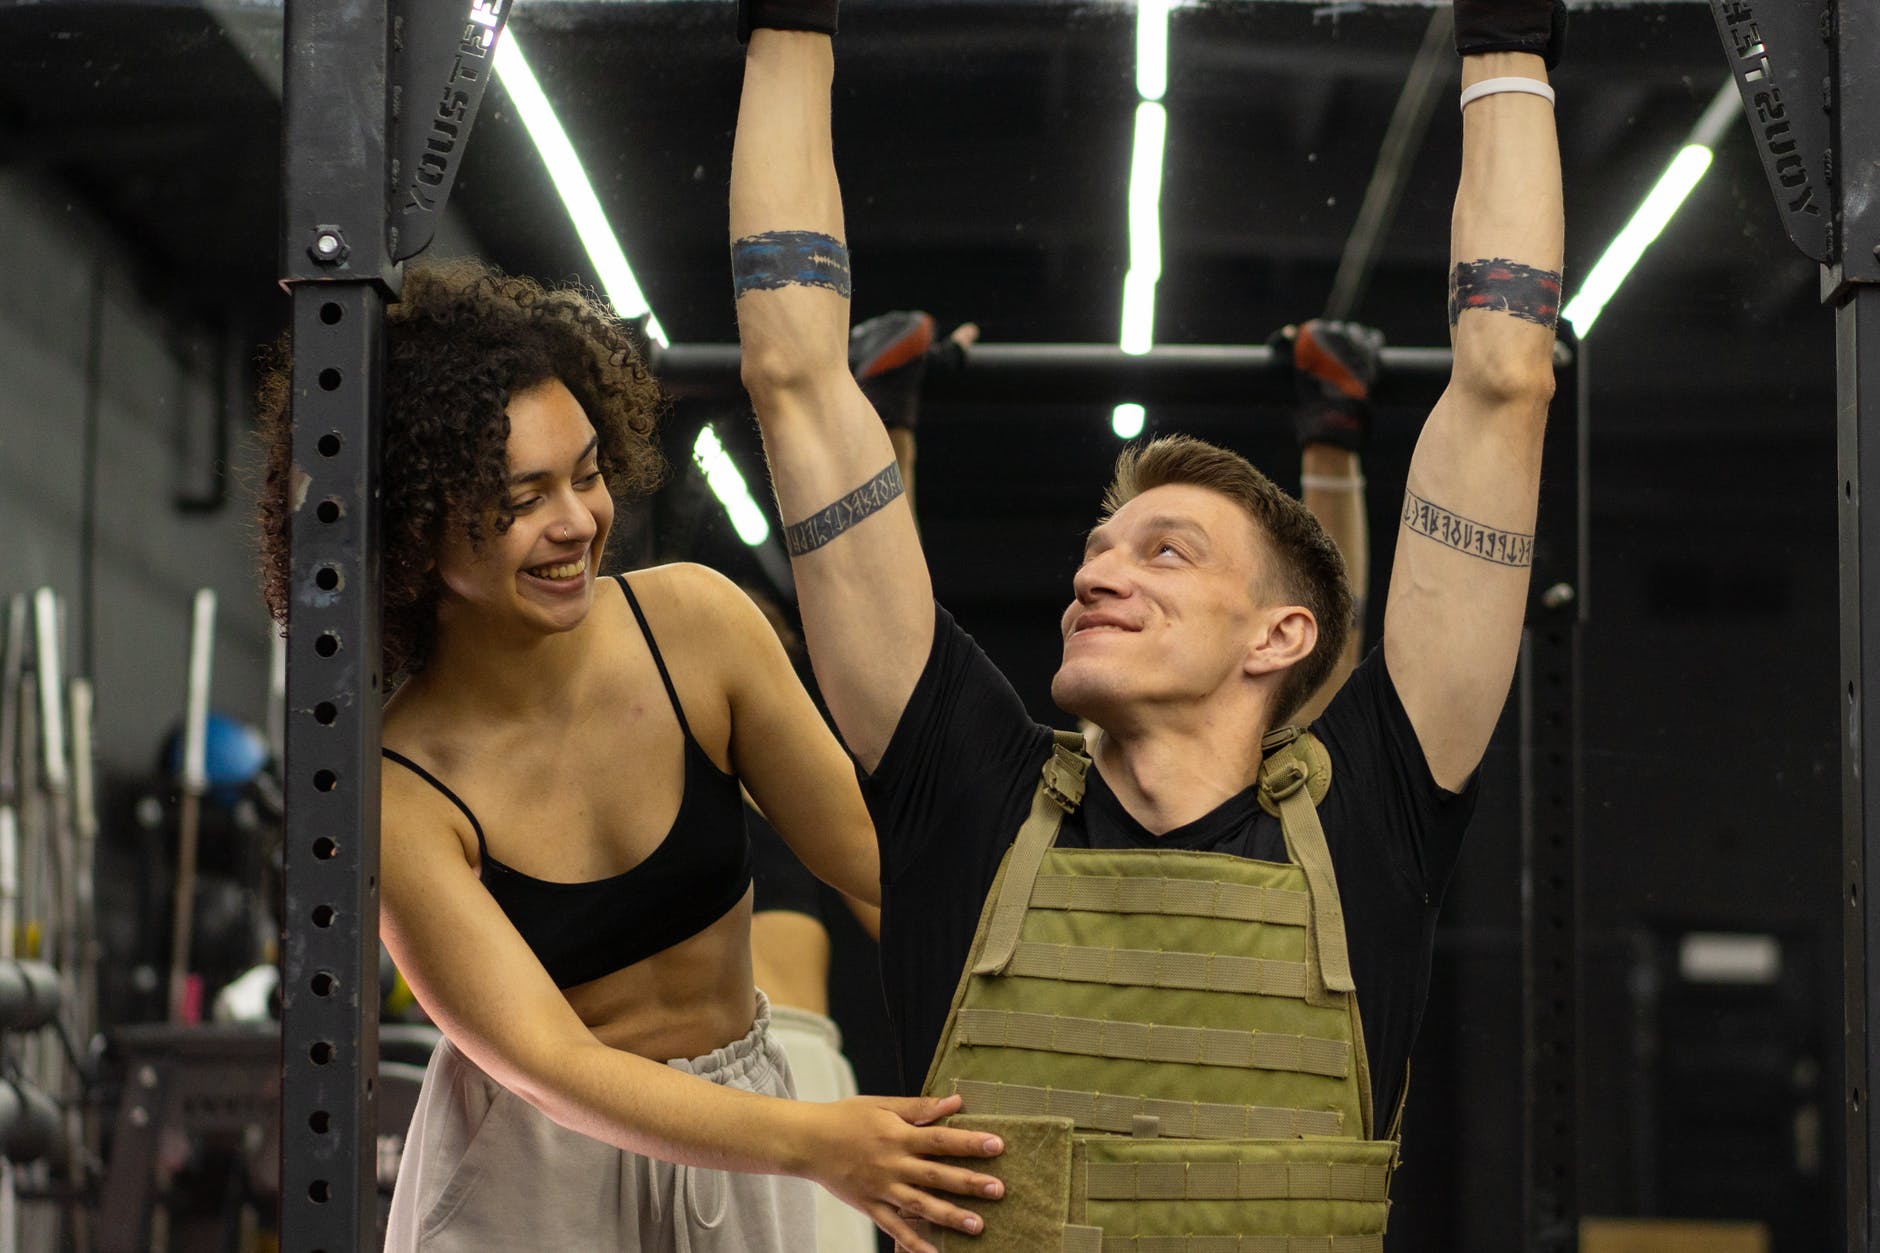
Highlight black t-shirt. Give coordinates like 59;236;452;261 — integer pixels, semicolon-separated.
864;603;1478;1121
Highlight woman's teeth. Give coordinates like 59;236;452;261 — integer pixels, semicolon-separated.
528;556;586;580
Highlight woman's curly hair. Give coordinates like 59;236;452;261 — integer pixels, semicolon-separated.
256;259;666;683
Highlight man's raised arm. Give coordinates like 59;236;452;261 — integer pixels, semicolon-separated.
1382;5;1565;791
732;26;931;771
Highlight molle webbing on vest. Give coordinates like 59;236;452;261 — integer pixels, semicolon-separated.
1083;1159;1389;1202
1007;941;1311;999
949;1079;1345;1140
1061;1234;1385;1253
954;1008;1352;1079
975;732;1090;975
926;728;1394;1253
1029;875;1311;927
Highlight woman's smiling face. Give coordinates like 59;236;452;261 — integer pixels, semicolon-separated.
433;377;615;639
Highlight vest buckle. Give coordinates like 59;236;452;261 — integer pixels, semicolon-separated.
1263;759;1308;802
1260;724;1303;752
1042;741;1090;812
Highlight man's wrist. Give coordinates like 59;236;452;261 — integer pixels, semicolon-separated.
1460;50;1547;85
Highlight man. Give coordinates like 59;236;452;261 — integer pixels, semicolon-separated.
730;0;1561;1245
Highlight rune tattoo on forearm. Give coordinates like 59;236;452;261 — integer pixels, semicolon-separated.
731;230;853;299
1401;489;1534;567
1448;258;1562;329
784;463;905;556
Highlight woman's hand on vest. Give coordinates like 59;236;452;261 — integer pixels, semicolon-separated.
797;1092;1004;1252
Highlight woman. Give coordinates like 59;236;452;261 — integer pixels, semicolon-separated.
255;261;1000;1253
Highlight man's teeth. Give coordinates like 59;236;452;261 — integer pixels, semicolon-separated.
528;557;586;580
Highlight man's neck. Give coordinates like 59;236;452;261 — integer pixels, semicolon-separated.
1089;708;1268;836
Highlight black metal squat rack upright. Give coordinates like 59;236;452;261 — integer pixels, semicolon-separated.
278;2;509;1248
1709;1;1880;1249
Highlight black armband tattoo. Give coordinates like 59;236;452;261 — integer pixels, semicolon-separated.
731;231;852;299
783;462;904;556
1448;258;1562;329
1400;489;1534;567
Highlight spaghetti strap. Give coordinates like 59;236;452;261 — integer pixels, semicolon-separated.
382;748;490;861
614;574;696;741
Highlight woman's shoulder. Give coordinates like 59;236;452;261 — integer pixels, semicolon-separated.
616;560;741;601
612;562;769;640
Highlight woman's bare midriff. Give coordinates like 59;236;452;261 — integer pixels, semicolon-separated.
564;889;760;1062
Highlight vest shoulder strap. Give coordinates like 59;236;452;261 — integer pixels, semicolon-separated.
1256;725;1356;996
972;731;1090;976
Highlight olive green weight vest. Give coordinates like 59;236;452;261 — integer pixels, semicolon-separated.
918;728;1404;1252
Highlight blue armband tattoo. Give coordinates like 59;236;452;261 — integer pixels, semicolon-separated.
731;231;852;299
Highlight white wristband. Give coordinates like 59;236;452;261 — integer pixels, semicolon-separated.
1460;77;1556;111
1301;474;1366;493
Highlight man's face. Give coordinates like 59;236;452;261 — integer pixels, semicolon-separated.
1051;483;1273;725
433;378;614;639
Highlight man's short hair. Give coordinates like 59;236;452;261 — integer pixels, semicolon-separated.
1101;435;1353;725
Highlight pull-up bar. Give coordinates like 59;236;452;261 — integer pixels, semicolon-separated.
651;340;1574;407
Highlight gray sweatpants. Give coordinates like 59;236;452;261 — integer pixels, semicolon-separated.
384;992;818;1252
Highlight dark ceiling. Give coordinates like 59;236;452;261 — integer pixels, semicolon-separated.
2;0;1837;710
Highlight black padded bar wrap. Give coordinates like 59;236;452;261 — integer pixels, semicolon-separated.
737;0;839;43
1454;0;1567;70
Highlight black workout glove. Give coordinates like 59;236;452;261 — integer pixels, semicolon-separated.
851;311;936;431
1454;0;1567;70
1270;319;1384;454
737;0;839;42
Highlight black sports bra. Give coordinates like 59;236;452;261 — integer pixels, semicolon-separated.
382;574;752;989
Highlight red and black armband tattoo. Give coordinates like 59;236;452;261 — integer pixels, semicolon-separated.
1447;258;1562;330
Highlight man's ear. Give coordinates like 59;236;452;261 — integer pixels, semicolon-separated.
1243;605;1318;679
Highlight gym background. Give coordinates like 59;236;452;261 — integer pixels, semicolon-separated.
0;2;1834;1251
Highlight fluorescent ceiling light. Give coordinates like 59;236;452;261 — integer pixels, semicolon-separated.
1120;101;1167;356
1561;81;1738;337
1136;0;1171;102
692;425;771;547
1111;402;1147;440
1128;101;1167;279
1561;145;1712;336
1120;269;1158;355
494;28;669;346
